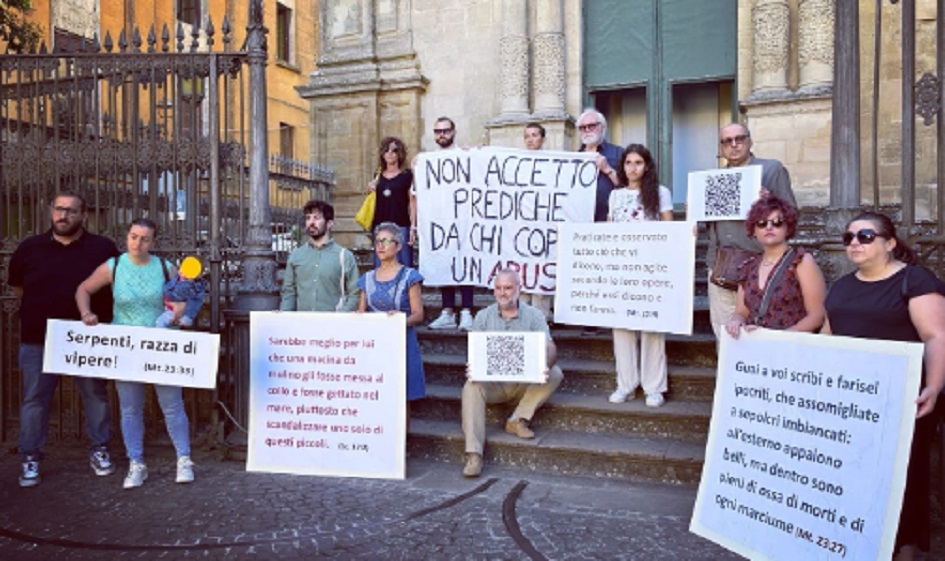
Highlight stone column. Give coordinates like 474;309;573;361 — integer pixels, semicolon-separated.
751;0;791;95
533;0;565;117
499;0;529;116
798;0;835;94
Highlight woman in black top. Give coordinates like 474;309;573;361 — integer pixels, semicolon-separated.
367;136;416;267
823;211;945;561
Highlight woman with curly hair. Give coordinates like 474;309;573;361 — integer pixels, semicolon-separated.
606;144;673;407
367;136;416;267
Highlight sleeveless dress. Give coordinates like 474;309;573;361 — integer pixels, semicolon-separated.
357;266;426;400
740;249;806;328
824;265;938;553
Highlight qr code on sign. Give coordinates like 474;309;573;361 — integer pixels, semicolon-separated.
703;171;743;217
486;334;526;377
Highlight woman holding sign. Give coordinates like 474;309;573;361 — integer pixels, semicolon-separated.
76;218;194;489
607;144;673;407
358;222;426;417
823;211;945;561
367;136;416;268
724;196;825;337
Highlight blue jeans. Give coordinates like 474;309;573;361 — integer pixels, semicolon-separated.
18;344;112;457
115;381;190;463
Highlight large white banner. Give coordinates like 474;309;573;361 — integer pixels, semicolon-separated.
553;221;695;334
414;146;597;293
43;319;219;388
247;312;407;480
687;165;762;221
691;329;923;561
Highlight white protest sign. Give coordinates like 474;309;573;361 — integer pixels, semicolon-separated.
247;311;407;480
467;331;547;383
690;329;922;561
553;221;695;334
414;146;597;293
42;319;219;388
686;165;762;221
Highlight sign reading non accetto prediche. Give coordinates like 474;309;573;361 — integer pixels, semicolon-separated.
690;328;922;561
43;319;220;388
414;146;597;294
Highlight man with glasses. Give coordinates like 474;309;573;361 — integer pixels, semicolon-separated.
707;123;797;343
427;116;476;331
8;191;120;487
281;200;360;312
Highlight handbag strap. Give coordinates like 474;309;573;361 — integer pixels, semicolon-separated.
755;249;795;323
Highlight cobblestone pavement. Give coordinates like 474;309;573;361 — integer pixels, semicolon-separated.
0;444;745;560
2;444;942;560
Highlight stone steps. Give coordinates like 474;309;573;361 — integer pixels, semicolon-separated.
407;418;706;485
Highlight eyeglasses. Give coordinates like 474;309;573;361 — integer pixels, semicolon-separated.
578;122;601;132
52;206;81;216
433;128;453;135
842;228;885;246
720;134;750;147
386;145;401;153
375;237;399;247
754;218;785;229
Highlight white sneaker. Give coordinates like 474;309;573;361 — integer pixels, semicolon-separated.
645;393;665;408
176;456;195;484
123;461;148;489
608;389;633;403
458;309;474;331
429;309;456;330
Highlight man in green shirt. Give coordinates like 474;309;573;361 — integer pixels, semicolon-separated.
460;269;564;477
280;200;360;312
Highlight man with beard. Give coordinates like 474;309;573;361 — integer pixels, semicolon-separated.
280;200;360;312
8;191;119;487
427;116;476;332
460;269;564;478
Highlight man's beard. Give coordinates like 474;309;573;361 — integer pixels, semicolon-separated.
436;136;454;148
581;132;602;146
52;219;82;237
307;225;327;240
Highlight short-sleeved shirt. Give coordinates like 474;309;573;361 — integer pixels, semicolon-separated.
471;302;551;341
8;229;119;344
608;185;673;223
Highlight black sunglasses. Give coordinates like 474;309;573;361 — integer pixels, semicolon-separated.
754;218;785;229
842;228;885;246
433;128;453;135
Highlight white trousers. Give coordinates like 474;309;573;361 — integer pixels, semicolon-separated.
707;269;737;343
612;329;667;395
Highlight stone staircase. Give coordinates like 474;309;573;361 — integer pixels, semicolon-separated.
406;283;719;485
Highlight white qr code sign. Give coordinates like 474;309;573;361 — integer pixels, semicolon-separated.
686;165;762;222
467;331;547;383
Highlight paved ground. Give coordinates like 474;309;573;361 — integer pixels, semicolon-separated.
0;443;743;560
1;444;942;561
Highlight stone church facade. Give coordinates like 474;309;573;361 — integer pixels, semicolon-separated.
300;1;940;248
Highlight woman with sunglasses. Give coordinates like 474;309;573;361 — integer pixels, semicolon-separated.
367;136;416;267
607;144;673;407
358;222;426;413
823;211;945;561
725;196;825;338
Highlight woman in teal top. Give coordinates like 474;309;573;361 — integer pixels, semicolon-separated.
76;218;194;489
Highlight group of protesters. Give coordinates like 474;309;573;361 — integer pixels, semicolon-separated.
9;112;944;561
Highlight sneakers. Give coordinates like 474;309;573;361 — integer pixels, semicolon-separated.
123;461;148;489
176;456;195;484
429;309;457;330
608;389;634;403
645;393;666;408
458;309;474;331
462;453;483;478
19;455;40;488
504;418;535;439
89;448;116;476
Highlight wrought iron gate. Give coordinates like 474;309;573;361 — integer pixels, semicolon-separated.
0;9;332;444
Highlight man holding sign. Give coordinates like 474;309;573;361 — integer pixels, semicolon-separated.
460;269;563;478
8;191;119;487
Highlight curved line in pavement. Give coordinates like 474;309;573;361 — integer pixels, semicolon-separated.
0;477;500;552
501;480;548;561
